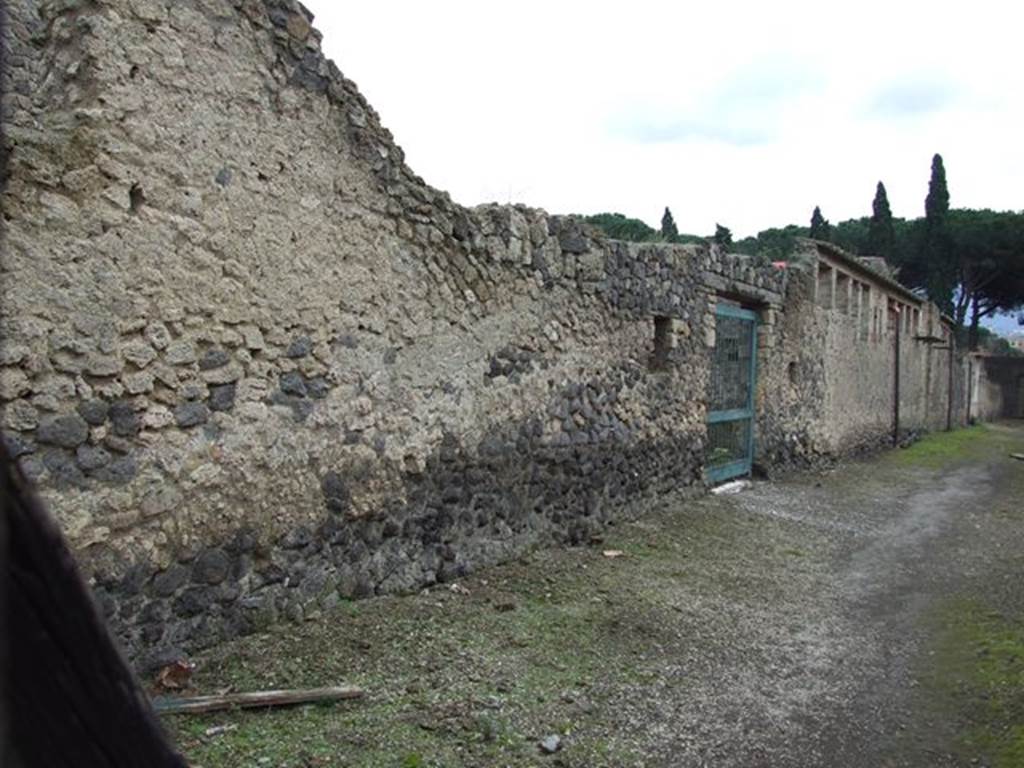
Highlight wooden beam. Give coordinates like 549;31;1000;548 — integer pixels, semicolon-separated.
153;685;365;715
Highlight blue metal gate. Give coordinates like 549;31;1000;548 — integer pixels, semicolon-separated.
706;304;758;484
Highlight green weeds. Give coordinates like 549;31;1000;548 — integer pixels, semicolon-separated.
923;598;1024;768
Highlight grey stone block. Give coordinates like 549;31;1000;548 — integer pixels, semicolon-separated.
37;413;89;448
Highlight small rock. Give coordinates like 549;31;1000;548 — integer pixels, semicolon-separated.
3;433;34;458
122;341;158;369
2;399;39;430
142;486;182;518
43;449;88;488
321;471;350;512
539;735;562;754
285;335;313;358
281;526;312;549
179;382;207;401
198;348;231;370
306;376;329;399
141;405;174;430
285;13;310;40
201;362;243;385
0;368;31;400
192;548;231;585
77;399;110;426
174;401;209;428
36;414;90;448
75;444;111;471
84;354;123;376
122;370;154;394
279;371;308;397
144;322;172;350
208;383;236;411
239;325;265;350
175;586;215;617
138;645;189;676
103;434;135;454
109;400;141;437
0;344;29;367
165;341;197;366
285;600;304;623
93;455;137;485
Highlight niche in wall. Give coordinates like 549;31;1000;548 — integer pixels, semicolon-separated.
650;316;672;371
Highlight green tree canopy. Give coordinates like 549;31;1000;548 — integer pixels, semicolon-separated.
733;224;807;260
579;212;703;244
946;209;1024;348
580;212;655;242
831;216;869;254
713;224;733;248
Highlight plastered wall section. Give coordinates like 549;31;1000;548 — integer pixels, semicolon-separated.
756;246;967;461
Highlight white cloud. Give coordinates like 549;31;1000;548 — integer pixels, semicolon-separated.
866;78;959;119
301;0;1024;237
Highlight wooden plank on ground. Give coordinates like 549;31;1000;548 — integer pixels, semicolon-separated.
153;685;365;715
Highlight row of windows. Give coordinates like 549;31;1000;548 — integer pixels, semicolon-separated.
816;261;923;342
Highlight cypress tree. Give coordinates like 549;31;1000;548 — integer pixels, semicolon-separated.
925;154;949;222
867;181;895;260
713;224;733;248
660;206;679;242
809;206;831;241
923;153;954;312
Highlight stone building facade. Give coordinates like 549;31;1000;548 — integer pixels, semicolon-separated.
0;0;986;665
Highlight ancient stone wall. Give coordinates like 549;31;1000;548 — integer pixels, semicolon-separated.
0;0;782;664
755;243;969;464
0;0;978;666
971;356;1024;421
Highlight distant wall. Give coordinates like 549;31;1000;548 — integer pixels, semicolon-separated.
0;0;982;666
971;356;1024;422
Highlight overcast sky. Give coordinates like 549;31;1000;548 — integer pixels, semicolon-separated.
303;0;1021;243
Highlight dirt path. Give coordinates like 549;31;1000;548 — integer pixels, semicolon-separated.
167;423;1024;768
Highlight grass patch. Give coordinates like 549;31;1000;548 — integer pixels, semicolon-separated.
161;494;814;767
162;545;668;766
890;425;991;468
922;597;1024;768
890;421;1024;471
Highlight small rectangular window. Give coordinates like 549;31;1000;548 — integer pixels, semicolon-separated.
859;285;871;341
650;316;672;371
817;263;834;309
835;272;851;313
